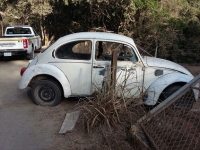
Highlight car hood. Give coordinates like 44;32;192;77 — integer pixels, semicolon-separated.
142;56;193;76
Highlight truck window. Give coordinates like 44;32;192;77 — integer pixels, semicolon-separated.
95;41;138;62
6;28;31;34
56;40;92;60
33;29;39;36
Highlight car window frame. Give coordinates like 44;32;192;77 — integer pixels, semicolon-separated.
94;40;138;63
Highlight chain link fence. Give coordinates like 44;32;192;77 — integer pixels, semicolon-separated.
133;74;200;150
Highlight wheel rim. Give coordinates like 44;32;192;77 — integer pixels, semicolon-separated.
38;86;55;102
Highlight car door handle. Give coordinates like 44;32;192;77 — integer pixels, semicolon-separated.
121;68;135;72
128;68;135;71
93;65;104;69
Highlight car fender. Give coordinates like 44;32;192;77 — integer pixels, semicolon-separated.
144;72;193;105
18;64;71;97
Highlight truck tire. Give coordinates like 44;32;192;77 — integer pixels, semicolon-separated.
30;79;62;106
36;46;42;53
26;47;35;60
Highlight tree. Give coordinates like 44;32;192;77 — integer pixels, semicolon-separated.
28;0;52;45
0;0;199;63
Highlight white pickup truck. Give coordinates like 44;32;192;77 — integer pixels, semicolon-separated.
0;25;41;59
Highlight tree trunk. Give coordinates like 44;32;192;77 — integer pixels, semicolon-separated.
1;21;3;36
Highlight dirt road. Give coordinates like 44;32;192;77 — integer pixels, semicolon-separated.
0;57;200;150
0;57;77;150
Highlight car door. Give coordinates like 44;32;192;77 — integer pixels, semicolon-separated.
92;40;144;98
51;40;93;96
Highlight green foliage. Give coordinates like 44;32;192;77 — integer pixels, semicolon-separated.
135;0;145;9
168;18;187;29
135;0;158;10
0;0;200;63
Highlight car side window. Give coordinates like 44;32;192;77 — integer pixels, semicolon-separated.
56;40;92;60
95;41;138;62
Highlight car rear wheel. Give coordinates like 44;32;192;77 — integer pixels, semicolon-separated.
30;79;62;106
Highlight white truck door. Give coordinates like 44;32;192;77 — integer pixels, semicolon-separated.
92;40;144;98
51;40;93;96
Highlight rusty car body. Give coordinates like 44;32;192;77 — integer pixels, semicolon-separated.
18;32;195;106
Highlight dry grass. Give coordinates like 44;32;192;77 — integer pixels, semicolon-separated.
76;89;146;149
78;89;128;133
75;69;148;150
78;68;146;132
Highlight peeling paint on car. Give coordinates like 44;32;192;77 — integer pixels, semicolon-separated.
18;64;71;97
99;69;106;76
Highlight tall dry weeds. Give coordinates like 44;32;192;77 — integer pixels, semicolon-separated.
77;69;146;134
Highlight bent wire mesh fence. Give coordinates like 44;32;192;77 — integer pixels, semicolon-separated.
135;74;200;150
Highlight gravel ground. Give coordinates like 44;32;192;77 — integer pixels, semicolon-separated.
0;57;77;150
0;56;199;150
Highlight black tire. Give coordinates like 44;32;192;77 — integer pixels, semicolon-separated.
159;84;183;102
159;84;195;114
30;79;62;106
35;46;42;53
26;47;35;60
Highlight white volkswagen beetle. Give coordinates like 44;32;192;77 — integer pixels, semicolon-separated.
18;32;195;107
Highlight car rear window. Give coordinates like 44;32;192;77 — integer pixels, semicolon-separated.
6;28;31;34
56;40;92;60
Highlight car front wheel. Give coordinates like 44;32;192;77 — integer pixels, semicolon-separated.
159;84;194;114
30;79;62;106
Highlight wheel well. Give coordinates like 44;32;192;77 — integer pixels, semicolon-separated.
32;44;36;50
158;82;186;100
29;75;64;96
163;82;186;92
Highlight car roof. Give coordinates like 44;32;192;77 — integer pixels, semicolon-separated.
57;32;134;44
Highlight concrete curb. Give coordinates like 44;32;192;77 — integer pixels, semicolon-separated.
59;110;80;134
